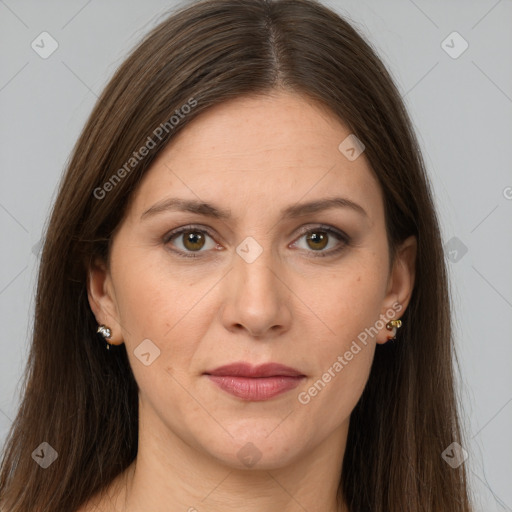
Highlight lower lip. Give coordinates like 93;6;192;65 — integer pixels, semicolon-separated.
205;375;304;401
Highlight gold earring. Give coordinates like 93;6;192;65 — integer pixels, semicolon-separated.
385;319;402;341
97;324;113;350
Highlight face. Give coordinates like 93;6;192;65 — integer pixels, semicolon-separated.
88;91;415;470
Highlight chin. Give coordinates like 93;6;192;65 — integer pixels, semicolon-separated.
205;427;305;470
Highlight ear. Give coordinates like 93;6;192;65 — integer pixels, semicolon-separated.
376;235;417;344
86;257;124;346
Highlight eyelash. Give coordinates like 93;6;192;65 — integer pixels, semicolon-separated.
163;224;350;259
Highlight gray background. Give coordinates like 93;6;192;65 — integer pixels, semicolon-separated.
1;0;511;509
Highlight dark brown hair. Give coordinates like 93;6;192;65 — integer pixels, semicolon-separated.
0;0;473;510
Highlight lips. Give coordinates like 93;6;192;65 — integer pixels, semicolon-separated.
204;362;306;401
205;362;304;378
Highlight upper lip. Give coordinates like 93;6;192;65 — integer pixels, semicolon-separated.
204;362;305;378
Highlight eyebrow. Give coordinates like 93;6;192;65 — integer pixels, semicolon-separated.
140;196;368;221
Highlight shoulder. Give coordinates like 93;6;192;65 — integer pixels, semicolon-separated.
74;491;108;512
74;500;97;512
74;464;133;512
74;492;118;512
74;479;124;512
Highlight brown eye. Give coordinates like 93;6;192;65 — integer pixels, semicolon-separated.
292;226;349;258
305;231;329;251
182;231;206;251
164;226;217;257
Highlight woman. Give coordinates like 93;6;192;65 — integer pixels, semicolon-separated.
0;0;473;510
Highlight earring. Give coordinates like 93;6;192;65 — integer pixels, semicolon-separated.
97;324;113;350
385;319;402;341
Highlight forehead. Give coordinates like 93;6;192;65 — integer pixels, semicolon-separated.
129;91;383;223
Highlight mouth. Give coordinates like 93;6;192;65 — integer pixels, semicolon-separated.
203;362;306;401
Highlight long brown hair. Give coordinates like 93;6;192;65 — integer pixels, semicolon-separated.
0;1;473;510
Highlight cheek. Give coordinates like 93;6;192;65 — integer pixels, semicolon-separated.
296;276;379;433
313;269;381;372
294;256;386;409
298;256;387;343
111;245;197;330
109;252;202;377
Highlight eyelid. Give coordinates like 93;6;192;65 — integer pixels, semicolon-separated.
292;223;349;243
289;224;350;257
163;224;218;244
163;223;350;258
163;224;222;258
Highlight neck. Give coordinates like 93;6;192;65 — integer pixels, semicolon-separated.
114;413;350;512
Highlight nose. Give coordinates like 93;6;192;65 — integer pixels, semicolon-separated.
219;241;292;339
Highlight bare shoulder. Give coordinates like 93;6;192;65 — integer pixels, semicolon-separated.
73;464;133;512
74;491;110;512
74;493;121;512
73;476;127;512
74;501;95;512
73;497;98;512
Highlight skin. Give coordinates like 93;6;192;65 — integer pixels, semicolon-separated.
85;90;416;512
